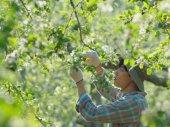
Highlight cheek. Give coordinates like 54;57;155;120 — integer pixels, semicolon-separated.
114;80;120;87
115;73;130;84
117;73;126;81
114;77;123;86
113;71;130;86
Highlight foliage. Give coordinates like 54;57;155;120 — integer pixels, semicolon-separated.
0;0;170;126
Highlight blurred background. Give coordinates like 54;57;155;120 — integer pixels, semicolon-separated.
0;0;170;126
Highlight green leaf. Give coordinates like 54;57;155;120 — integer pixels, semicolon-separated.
58;53;65;60
124;59;129;65
146;68;152;75
134;5;140;13
143;1;151;10
129;59;135;66
8;37;17;48
47;50;54;58
139;63;144;69
167;80;170;87
87;15;93;22
28;34;36;41
154;31;160;37
157;110;165;118
147;54;153;59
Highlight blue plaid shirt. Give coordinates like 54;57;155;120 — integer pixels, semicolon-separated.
76;75;148;126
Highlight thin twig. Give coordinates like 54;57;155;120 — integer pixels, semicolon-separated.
75;0;85;8
48;27;58;40
12;84;25;102
64;0;85;35
154;3;170;38
161;19;170;39
48;0;85;40
63;12;74;35
5;45;8;56
33;112;46;127
19;0;32;19
70;0;95;51
70;0;83;43
11;83;46;127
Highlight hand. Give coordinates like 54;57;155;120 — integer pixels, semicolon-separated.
82;51;101;67
70;67;83;83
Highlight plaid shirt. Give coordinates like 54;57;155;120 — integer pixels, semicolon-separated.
76;76;148;127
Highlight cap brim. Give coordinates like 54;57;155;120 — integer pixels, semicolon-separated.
126;65;144;92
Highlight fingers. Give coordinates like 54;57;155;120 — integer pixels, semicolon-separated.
84;58;90;64
69;67;75;76
82;51;96;58
82;52;91;58
70;67;78;73
70;67;77;76
70;66;82;74
85;58;95;66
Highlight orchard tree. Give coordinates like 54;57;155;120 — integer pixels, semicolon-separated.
0;0;170;127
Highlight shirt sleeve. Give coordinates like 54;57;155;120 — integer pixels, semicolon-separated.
93;74;122;102
76;93;141;123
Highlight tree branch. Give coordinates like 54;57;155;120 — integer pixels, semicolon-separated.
63;12;74;35
70;0;95;51
154;3;170;38
19;0;32;19
11;83;46;127
145;74;169;87
48;0;85;40
101;61;169;88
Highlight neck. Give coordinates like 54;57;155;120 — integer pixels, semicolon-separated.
121;80;138;93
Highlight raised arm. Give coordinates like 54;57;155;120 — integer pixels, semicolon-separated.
69;64;147;124
83;51;122;102
95;64;122;102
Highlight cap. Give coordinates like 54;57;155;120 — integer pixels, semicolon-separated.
125;64;145;92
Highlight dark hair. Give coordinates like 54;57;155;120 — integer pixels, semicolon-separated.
118;58;128;72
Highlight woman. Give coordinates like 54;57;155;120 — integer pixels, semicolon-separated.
70;51;148;127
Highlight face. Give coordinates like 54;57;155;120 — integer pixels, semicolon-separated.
113;66;132;88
